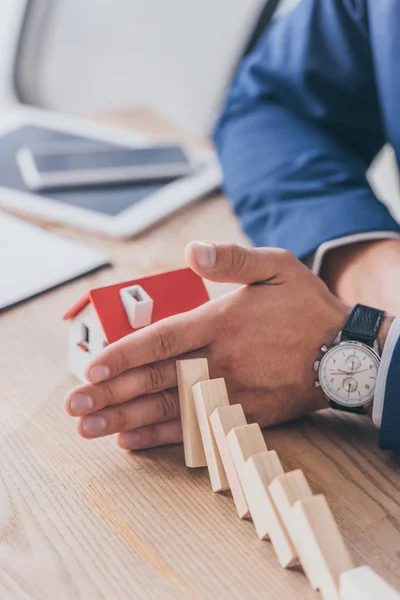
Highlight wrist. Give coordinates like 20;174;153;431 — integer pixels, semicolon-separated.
320;239;400;314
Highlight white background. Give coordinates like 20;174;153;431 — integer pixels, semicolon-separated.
2;0;268;136
0;0;398;216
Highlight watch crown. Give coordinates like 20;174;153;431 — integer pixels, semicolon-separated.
313;360;320;372
314;381;321;388
320;345;328;353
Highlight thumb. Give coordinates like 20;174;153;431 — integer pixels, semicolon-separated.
184;241;290;284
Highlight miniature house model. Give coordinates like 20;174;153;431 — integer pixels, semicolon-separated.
63;268;210;382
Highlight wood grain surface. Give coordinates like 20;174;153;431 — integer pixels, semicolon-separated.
1;109;400;600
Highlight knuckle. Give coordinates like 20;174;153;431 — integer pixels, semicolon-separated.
153;328;176;361
227;244;248;275
112;408;127;432
157;389;178;421
115;349;131;374
143;363;164;392
147;426;160;448
102;382;116;407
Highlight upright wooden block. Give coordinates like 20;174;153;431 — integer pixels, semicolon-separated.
193;378;230;492
176;359;209;468
292;495;354;600
340;566;400;600
269;470;316;588
226;423;267;476
209;405;249;519
242;451;297;568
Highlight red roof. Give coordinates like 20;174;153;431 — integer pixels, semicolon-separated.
63;268;209;344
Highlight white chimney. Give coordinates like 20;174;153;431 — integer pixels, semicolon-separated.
119;285;153;329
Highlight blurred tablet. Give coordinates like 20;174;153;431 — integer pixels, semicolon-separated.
0;108;222;238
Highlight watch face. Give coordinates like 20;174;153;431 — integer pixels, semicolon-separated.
318;342;380;407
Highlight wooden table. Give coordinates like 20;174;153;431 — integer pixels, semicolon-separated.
1;109;400;600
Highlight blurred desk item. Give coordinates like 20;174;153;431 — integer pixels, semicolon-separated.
1;109;400;600
0;108;221;238
0;211;109;311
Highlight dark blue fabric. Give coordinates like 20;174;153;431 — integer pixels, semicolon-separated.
214;0;400;258
380;338;400;450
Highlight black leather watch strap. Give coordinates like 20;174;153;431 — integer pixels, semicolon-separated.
329;400;367;414
341;304;385;348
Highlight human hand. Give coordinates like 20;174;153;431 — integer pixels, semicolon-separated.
320;238;400;315
65;242;351;450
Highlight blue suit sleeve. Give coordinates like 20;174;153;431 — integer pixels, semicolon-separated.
379;332;400;451
214;0;400;258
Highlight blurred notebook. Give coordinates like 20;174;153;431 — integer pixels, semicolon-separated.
0;212;110;311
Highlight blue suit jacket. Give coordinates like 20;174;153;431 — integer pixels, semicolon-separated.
214;0;400;259
214;0;400;450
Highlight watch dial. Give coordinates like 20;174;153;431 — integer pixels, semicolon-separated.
319;343;380;407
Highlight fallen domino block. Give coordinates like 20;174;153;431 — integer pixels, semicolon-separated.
176;359;209;468
226;424;297;567
226;423;267;475
292;495;354;600
242;450;283;538
242;451;297;568
340;566;400;600
269;470;317;588
210;405;250;519
193;378;230;492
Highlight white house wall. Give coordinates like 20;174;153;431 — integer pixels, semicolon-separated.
68;303;106;382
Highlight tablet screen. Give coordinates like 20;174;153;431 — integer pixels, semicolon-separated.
0;125;173;215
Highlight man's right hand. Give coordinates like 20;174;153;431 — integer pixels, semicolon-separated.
65;243;353;451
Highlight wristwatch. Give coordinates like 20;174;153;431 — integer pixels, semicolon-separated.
313;304;385;413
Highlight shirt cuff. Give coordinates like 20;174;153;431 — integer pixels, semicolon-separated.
373;316;400;428
309;231;400;275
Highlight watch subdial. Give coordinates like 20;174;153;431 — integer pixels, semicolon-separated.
345;354;361;371
342;377;358;393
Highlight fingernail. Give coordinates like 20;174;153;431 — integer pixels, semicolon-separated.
89;365;110;383
70;393;93;416
193;242;216;270
120;431;141;449
82;414;106;436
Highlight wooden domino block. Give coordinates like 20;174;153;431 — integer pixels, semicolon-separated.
269;470;317;588
340;566;400;600
176;359;209;468
292;495;354;600
209;405;249;519
226;423;267;476
242;451;297;568
193;378;230;492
